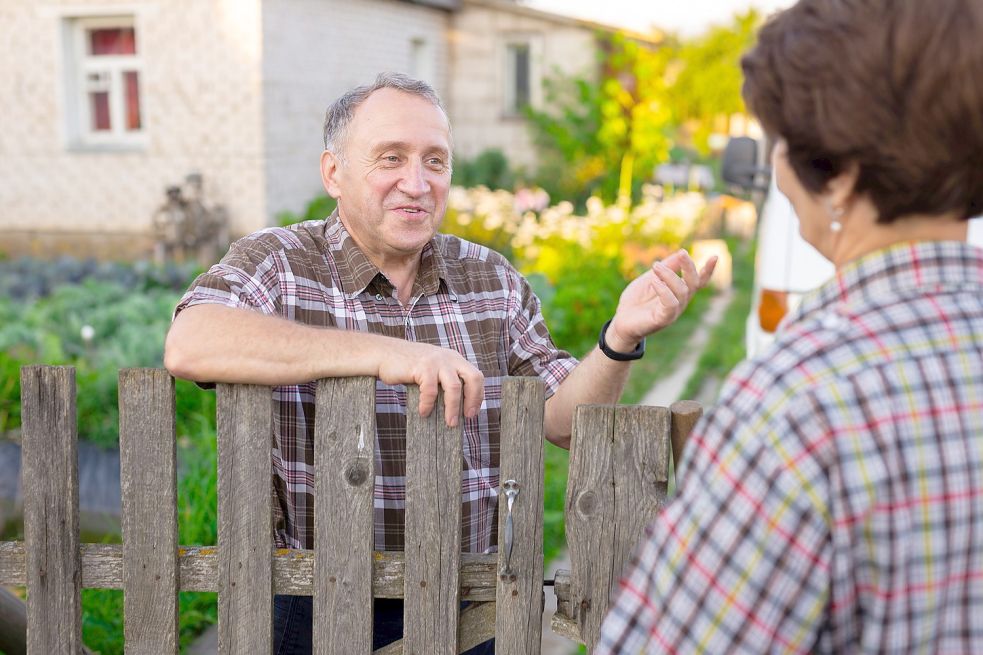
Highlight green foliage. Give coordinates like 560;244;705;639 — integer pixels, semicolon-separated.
535;248;631;357
451;149;515;190
526;12;762;205
0;282;181;447
669;12;761;152
276;194;338;227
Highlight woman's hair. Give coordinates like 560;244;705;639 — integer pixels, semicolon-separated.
742;0;983;223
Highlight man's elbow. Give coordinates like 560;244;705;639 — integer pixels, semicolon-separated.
163;322;201;381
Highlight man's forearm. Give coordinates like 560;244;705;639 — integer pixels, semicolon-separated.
543;347;632;449
164;304;384;385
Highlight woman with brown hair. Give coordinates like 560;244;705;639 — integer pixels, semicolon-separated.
597;0;983;651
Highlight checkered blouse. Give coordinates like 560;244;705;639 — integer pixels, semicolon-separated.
598;241;983;653
175;213;577;553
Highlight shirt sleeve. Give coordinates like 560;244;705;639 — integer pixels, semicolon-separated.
596;394;833;654
174;231;290;319
505;269;579;399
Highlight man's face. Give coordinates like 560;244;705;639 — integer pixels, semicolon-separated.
321;88;452;266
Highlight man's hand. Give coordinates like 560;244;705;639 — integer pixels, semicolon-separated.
376;341;485;428
604;249;718;353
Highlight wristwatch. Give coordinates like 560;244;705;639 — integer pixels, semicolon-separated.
598;319;645;361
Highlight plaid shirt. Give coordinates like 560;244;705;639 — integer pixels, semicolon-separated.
598;241;983;653
175;213;577;553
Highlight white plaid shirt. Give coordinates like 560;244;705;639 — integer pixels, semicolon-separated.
176;212;577;553
598;241;983;653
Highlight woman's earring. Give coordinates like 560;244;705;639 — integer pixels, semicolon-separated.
827;202;845;233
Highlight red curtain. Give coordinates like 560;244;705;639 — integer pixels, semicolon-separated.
89;28;136;55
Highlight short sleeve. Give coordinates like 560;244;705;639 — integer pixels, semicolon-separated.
174;231;290;319
505;269;578;399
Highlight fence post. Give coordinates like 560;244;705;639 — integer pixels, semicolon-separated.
216;383;274;654
403;387;462;655
312;377;376;655
21;365;83;655
495;377;546;654
564;404;671;652
119;368;179;654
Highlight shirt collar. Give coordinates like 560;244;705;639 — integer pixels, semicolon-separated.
321;210;451;298
791;240;983;324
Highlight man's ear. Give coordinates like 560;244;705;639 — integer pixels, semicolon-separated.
320;150;343;199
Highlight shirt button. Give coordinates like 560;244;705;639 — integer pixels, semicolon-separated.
375;293;383;301
821;313;841;330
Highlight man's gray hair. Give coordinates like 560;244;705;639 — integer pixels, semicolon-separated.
323;72;448;160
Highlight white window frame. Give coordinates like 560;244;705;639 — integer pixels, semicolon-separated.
64;15;145;149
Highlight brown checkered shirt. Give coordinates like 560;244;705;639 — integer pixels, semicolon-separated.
175;212;577;553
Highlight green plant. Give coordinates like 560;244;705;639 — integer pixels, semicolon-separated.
451;149;515;190
276;194;338;227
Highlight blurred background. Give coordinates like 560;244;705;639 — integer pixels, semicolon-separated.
0;1;790;652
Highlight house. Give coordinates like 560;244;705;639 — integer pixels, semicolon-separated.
0;0;660;259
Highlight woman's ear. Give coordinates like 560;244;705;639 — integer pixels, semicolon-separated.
824;160;861;210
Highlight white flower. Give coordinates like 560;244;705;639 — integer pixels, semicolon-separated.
80;325;95;342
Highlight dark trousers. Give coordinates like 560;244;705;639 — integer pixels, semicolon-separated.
272;595;495;655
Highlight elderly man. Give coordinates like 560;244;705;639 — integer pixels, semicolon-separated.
164;72;714;653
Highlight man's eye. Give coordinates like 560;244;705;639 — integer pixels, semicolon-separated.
428;158;445;167
384;155;399;163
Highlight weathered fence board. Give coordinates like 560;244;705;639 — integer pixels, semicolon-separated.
403;387;463;655
561;404;672;651
216;383;274;654
611;406;670;601
495;377;546;655
0;543;500;599
119;368;179;654
21;365;83;655
669;400;703;474
564;404;616;652
314;376;377;655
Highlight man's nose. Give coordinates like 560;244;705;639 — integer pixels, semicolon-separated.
397;160;430;196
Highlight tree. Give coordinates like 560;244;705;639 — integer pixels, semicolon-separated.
525;11;762;205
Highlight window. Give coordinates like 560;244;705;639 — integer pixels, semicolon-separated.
504;42;531;116
65;16;143;147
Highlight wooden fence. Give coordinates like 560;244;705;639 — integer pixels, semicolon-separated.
0;365;701;654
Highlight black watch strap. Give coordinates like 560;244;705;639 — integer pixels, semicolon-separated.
598;319;645;361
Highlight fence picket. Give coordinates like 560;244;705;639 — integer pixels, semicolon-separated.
119;369;179;654
669;400;703;475
216;383;274;654
611;405;670;595
403;387;462;655
313;377;376;655
495;377;546;654
564;405;616;652
21;365;83;655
